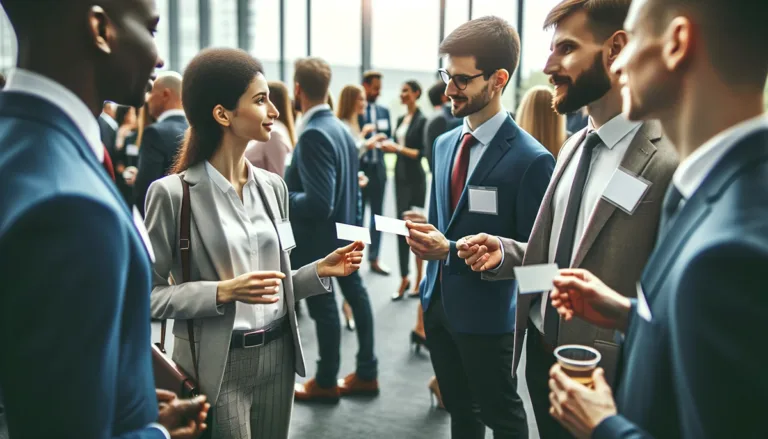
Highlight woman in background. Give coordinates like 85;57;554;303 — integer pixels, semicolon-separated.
337;85;387;158
244;81;296;177
515;85;566;157
381;80;427;300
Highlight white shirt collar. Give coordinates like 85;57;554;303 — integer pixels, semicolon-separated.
157;109;187;123
673;114;768;199
303;104;331;125
587;114;642;150
205;161;255;194
5;68;104;162
99;112;119;131
461;108;509;146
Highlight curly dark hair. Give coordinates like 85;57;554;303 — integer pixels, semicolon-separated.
171;48;264;174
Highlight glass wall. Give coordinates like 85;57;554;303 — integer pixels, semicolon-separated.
444;0;470;37
283;0;308;86
154;0;171;71
311;0;362;105
178;0;201;71
248;0;281;81
371;0;441;121
210;0;239;48
520;0;561;92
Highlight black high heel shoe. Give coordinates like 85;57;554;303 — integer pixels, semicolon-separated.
391;280;411;301
410;331;427;354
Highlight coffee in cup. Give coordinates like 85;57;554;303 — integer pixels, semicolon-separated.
554;345;602;388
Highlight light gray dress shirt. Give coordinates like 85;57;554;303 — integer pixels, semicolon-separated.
205;161;287;331
455;108;509;178
531;114;642;332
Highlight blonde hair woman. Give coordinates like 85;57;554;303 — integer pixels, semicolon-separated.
244;81;297;177
516;85;566;157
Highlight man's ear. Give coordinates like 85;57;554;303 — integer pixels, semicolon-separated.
88;6;113;55
607;31;629;67
494;69;510;91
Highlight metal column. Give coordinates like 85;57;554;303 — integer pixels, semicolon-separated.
168;0;180;70
438;0;446;68
199;0;211;48
515;0;525;104
306;0;312;56
237;0;250;52
361;0;372;76
279;0;286;82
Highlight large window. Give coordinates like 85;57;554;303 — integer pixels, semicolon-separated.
371;0;441;120
521;0;561;89
154;0;170;71
311;0;361;102
178;0;200;71
210;0;239;48
444;0;470;37
248;0;281;81
283;0;308;85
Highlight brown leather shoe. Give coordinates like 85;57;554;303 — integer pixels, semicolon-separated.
294;378;340;403
338;373;380;397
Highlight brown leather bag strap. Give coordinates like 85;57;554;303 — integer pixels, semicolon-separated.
179;176;200;383
159;320;167;351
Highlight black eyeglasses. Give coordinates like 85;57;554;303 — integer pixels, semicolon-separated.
438;68;489;90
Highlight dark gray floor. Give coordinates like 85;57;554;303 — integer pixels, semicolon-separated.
151;180;541;439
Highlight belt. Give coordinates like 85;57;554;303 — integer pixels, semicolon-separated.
230;316;289;350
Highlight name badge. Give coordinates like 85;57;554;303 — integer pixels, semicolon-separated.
275;219;297;251
636;282;653;322
601;167;651;215
132;206;156;263
376;118;389;132
467;186;498;215
126;144;139;157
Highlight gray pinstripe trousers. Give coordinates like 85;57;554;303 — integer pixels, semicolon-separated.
212;331;295;439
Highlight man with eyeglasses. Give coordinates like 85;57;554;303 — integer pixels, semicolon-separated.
404;16;554;439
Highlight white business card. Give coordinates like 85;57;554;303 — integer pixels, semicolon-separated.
336;223;372;244
513;263;559;294
374;215;409;236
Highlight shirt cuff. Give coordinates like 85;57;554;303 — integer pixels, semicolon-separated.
592;415;642;439
318;272;332;291
485;236;505;274
148;422;171;439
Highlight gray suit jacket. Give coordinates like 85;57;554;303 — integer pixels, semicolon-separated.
484;121;678;382
144;162;330;405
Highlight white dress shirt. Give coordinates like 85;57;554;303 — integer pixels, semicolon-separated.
673;114;768;200
531;114;641;332
4;68;170;439
5;68;104;162
455;108;509;178
296;103;331;137
100;112;119;131
205;161;287;330
156;108;187;123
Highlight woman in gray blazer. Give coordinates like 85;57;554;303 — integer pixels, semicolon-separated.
144;48;364;439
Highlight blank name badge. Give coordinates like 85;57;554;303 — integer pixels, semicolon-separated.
601;167;651;215
126;144;139;157
467;186;498;215
376;118;389;132
275;219;297;251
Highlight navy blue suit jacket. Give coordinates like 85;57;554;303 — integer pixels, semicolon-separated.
595;130;768;439
286;108;360;267
422;116;554;334
359;103;391;167
0;93;163;439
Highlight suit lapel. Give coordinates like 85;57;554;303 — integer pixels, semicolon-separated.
572;122;660;267
445;117;515;234
183;163;234;281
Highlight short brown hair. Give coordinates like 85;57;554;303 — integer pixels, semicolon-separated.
646;0;768;88
362;70;382;85
294;57;332;102
439;16;520;91
0;73;5;90
544;0;631;41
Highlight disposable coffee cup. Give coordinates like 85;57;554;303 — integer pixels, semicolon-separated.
554;345;601;387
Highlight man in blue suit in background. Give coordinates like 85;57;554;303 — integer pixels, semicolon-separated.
0;0;208;438
287;58;378;403
406;16;554;439
547;0;768;438
359;70;392;276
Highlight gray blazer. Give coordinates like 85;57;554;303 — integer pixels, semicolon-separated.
144;162;330;405
483;121;678;382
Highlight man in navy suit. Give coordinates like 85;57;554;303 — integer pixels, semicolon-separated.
0;0;208;438
286;58;378;403
135;71;188;215
547;0;768;438
358;70;392;275
405;17;554;438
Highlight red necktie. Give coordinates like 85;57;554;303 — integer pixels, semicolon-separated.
450;133;477;213
102;144;116;182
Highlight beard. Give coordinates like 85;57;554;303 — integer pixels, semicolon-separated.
451;84;492;118
551;51;612;114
